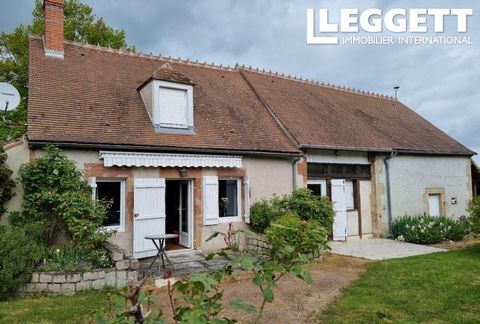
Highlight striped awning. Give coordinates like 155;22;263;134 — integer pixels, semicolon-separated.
99;151;242;168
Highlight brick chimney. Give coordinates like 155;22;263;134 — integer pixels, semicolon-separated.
43;0;64;58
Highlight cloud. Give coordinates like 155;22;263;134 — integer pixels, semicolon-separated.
2;0;479;160
0;0;35;32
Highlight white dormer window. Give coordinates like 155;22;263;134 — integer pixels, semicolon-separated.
140;80;194;133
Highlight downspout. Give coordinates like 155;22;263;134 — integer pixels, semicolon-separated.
383;151;397;234
292;157;301;190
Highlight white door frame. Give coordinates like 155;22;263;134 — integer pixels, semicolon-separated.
178;180;194;249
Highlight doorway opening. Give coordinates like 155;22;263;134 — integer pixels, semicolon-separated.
165;180;192;251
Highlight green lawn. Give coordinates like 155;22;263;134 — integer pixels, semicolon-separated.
0;290;109;323
1;246;479;323
318;244;480;323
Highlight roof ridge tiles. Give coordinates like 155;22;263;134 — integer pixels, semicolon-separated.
34;36;237;72
30;36;394;100
238;64;396;101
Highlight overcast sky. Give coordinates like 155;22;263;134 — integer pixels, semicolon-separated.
2;0;479;160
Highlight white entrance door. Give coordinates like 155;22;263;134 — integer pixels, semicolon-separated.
428;194;441;217
178;181;191;248
331;179;347;241
133;178;166;258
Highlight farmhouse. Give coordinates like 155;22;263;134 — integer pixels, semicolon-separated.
3;0;475;258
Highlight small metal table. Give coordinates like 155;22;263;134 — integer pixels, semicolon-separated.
145;234;179;273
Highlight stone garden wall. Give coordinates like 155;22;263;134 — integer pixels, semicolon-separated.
245;233;324;259
19;243;139;295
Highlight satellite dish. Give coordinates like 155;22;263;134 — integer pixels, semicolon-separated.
0;82;21;113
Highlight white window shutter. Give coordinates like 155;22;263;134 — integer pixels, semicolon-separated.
203;176;219;225
88;177;97;200
345;180;354;210
244;176;251;223
331;179;347;241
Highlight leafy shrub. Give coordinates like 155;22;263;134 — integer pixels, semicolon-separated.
0;227;44;300
468;196;480;236
265;212;329;257
250;188;334;233
265;212;327;255
0;145;15;217
445;217;468;241
11;145;112;247
39;245;113;272
250;196;284;233
99;215;329;323
392;215;467;244
283;188;334;231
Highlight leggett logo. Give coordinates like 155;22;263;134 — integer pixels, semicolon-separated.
307;8;473;45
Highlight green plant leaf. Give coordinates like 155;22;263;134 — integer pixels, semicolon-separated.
206;231;221;242
263;287;274;303
252;275;264;287
229;298;257;315
240;258;255;271
205;253;216;261
301;271;313;284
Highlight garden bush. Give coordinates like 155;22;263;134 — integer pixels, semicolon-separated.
468;196;480;236
10;145;111;248
283;188;334;230
0;145;15;217
392;215;467;244
1;146;115;297
0;227;44;300
250;196;284;233
265;212;329;257
250;188;334;233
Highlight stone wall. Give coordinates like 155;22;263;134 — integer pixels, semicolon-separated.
245;233;324;259
245;233;270;253
19;243;139;295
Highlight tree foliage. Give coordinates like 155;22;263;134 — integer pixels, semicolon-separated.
11;145;111;247
0;145;15;217
0;227;44;300
468;197;480;236
0;0;134;141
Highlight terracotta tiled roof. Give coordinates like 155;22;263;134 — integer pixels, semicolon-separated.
27;37;474;156
240;69;474;155
141;62;195;88
27;37;300;155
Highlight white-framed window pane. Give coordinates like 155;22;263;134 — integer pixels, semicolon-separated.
219;179;238;217
159;87;188;128
308;183;323;197
97;181;122;227
345;180;355;210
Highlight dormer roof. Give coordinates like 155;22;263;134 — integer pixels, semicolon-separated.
138;63;195;91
